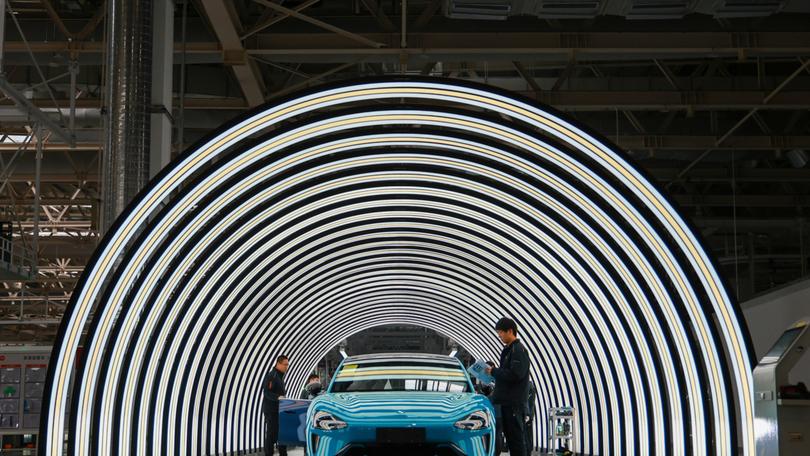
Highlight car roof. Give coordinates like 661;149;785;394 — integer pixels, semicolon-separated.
342;352;461;364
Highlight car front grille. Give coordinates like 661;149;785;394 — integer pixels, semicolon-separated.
376;427;427;444
336;443;466;456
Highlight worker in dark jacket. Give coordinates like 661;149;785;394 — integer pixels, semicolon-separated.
525;379;537;453
300;374;323;399
486;317;530;456
263;355;289;456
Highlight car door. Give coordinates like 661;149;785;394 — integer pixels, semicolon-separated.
278;398;311;446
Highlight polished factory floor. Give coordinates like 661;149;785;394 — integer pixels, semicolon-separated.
252;449;550;455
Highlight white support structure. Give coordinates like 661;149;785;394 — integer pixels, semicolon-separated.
151;0;174;178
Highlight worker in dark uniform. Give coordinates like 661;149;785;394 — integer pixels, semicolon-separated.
524;379;537;454
300;374;322;399
263;355;289;456
485;317;530;456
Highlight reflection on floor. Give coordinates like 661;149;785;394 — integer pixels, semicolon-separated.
250;450;549;455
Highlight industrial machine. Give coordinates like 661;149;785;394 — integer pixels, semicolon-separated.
754;318;810;456
0;345;51;454
547;406;576;455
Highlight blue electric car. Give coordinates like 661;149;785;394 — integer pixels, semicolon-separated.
300;353;496;456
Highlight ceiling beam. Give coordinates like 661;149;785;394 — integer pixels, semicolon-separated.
240;0;320;41
673;194;810;207
412;0;441;30
7;31;810;62
39;0;72;40
359;0;396;33
0;142;100;151
199;0;266;106
270;60;363;98
649;168;810;182
245;31;810;61
252;0;385;48
0;198;95;205
0;77;74;146
4;90;810;111
512;61;543;93
666;57;810;186
653;58;683;91
617;135;810;150
691;217;802;230
1;174;99;183
0;319;62;325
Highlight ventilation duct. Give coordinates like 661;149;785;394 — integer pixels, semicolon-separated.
625;0;690;19
443;0;805;19
444;0;604;20
444;0;512;20
711;0;786;17
535;0;602;18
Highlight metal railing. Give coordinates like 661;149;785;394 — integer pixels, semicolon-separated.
0;235;36;278
0;448;38;455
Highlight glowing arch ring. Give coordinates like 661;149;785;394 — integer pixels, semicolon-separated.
133;130;664;454
42;79;754;456
133;116;688;452
77;112;712;454
63;101;728;454
152;162;632;454
118;142;688;452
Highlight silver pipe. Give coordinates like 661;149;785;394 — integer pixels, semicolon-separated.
33;126;42;275
0;0;5;73
69;60;78;135
101;0;153;233
401;0;406;49
800;217;806;277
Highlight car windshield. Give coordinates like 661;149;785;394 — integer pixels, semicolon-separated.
330;359;472;393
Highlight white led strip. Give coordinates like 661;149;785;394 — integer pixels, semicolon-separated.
41;80;754;456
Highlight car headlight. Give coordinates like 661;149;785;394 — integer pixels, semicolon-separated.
312;411;348;431
454;410;491;430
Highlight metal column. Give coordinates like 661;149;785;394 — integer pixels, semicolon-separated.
32;126;42;269
101;0;154;233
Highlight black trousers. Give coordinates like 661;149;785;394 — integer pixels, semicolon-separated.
493;405;504;454
500;405;528;456
524;417;534;453
263;400;287;456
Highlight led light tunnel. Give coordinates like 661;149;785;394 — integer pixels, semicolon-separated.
41;78;756;456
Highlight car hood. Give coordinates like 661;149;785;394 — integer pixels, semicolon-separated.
310;392;492;423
